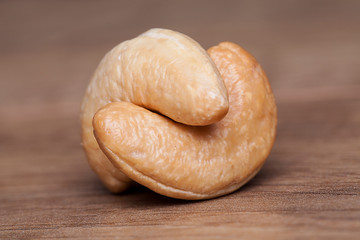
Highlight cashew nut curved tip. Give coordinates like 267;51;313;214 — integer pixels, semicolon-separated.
81;28;277;200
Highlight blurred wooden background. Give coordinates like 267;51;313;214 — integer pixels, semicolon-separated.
1;0;359;239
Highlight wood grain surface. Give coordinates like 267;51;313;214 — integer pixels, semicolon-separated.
1;0;359;239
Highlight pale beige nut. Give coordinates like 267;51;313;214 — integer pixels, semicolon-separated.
81;28;277;199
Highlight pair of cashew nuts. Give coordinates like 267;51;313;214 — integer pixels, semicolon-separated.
81;28;277;200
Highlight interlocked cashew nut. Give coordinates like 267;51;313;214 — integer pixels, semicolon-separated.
81;28;277;200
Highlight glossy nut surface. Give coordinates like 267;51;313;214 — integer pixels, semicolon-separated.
81;29;277;199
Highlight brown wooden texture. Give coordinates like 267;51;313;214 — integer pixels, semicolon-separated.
1;0;359;239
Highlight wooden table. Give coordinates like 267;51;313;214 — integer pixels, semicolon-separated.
1;1;359;239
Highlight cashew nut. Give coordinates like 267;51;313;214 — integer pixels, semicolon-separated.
81;28;277;200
